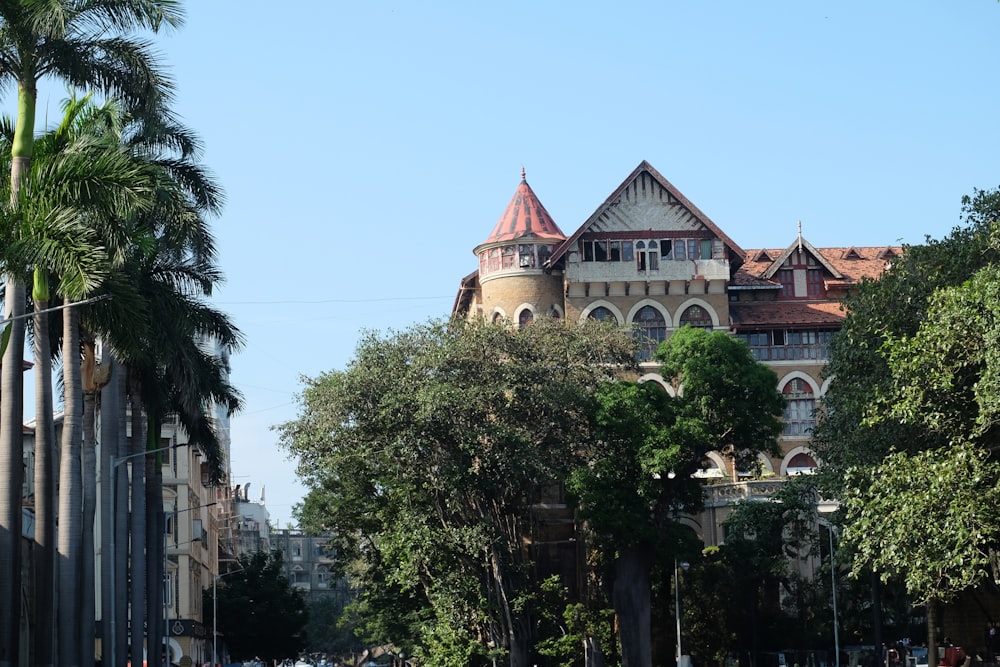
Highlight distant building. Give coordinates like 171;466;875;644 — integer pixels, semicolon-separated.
271;528;352;607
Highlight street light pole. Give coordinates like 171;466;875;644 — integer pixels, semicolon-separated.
675;559;689;667
829;525;840;667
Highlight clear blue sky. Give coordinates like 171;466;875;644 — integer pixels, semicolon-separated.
20;1;1000;526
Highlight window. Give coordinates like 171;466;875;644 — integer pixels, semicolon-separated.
636;241;659;271
518;309;534;328
679;305;712;329
701;239;713;260
538;245;552;265
786;452;818;475
782;379;815;436
487;248;500;272
633;306;667;361
736;329;834;361
501;245;516;269
807;268;824;297
588;306;614;322
778;269;794;297
518;245;535;268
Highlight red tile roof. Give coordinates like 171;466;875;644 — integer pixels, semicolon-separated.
730;301;847;328
481;169;566;245
737;245;902;287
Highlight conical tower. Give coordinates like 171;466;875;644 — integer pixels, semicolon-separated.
471;169;566;325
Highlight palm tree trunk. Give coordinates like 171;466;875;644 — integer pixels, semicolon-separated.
0;83;34;666
146;414;165;667
130;386;148;667
58;300;83;667
99;354;121;667
32;293;56;667
114;365;129;667
0;276;26;667
81;340;101;665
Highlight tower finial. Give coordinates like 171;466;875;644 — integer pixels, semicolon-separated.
797;220;803;253
521;165;526;182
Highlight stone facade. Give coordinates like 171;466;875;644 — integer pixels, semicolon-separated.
454;161;902;559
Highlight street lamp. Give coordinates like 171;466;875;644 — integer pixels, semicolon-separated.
213;565;244;667
675;559;689;667
107;443;188;667
818;516;841;667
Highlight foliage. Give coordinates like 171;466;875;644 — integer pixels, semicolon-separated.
304;595;363;657
278;316;639;665
533;576;615;667
205;550;309;662
567;327;785;667
811;188;1000;497
842;442;1000;604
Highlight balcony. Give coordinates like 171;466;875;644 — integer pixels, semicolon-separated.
703;479;785;508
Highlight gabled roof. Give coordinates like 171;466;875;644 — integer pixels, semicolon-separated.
761;237;844;280
478;168;566;247
549;161;746;265
738;245;904;287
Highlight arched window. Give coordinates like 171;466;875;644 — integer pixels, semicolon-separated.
636;240;659;272
518;309;534;329
786;452;818;475
679;305;712;329
588;306;614;322
633;305;667;361
783;379;815;436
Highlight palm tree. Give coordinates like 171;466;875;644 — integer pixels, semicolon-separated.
71;102;240;667
0;3;182;663
0;102;155;667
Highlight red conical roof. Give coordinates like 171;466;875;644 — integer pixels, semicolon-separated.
481;169;566;244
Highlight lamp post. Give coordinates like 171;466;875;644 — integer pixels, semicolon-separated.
675;559;689;667
107;443;187;667
213;566;244;667
828;524;840;667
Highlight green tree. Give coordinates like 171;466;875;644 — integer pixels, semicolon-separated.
0;2;181;664
205;550;309;663
841;444;1000;666
568;327;785;667
279;317;638;667
811;190;1000;656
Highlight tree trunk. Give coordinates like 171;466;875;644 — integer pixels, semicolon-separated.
32;296;56;667
81;345;100;665
613;545;653;667
130;387;148;667
114;365;129;667
58;302;83;667
0;82;35;667
928;600;939;667
146;413;164;667
0;277;26;667
99;354;121;667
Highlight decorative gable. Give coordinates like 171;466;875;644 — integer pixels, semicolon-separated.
550;161;745;265
841;247;863;260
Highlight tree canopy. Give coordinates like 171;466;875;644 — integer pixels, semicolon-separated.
278;316;638;667
206;550;308;663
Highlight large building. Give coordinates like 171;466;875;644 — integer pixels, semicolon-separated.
454;160;900;549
